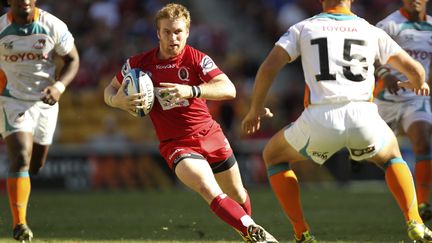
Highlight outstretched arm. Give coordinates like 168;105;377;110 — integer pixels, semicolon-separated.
387;50;429;96
242;45;291;134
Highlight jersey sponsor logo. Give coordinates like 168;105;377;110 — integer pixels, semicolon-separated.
311;151;328;160
3;52;48;62
178;67;189;81
321;25;358;32
405;49;432;60
32;39;46;49
2;41;13;49
350;145;375;157
201;56;217;75
156;64;176;69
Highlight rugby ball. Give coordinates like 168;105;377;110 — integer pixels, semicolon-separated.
123;68;154;117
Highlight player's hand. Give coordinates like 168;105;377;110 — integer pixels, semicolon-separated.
397;81;430;96
242;107;273;135
41;86;61;105
159;82;192;102
113;80;146;113
383;75;404;95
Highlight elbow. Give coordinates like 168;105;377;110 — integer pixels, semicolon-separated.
226;84;236;99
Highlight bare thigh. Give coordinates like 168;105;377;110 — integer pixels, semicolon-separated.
263;129;307;166
175;158;223;204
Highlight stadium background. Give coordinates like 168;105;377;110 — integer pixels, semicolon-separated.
0;0;428;192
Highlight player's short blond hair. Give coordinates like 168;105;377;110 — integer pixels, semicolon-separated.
155;3;191;30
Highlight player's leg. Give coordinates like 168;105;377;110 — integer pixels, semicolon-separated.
263;129;315;242
29;143;49;175
4;132;34;242
174;157;257;237
213;155;251;215
367;125;432;241
406;120;432;221
213;156;278;242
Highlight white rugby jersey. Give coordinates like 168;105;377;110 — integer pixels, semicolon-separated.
276;10;402;107
0;8;74;101
375;9;432;102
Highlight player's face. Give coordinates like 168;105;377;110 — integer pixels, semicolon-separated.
157;18;189;59
7;0;37;24
402;0;428;13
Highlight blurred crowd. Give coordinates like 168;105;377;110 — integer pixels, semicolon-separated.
0;0;410;145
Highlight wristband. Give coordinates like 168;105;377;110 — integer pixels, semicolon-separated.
191;86;197;98
53;81;66;94
191;86;201;98
196;86;202;98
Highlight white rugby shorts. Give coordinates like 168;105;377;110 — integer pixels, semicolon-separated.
284;102;392;164
375;98;432;133
0;97;59;145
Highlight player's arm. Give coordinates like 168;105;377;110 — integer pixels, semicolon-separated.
387;50;430;96
242;45;291;134
374;62;402;95
104;76;145;113
41;44;80;105
159;73;235;101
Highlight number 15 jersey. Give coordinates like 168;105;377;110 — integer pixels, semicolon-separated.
276;11;402;107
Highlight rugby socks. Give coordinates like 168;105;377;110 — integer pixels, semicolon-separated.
7;172;31;227
210;193;254;234
384;159;422;223
414;158;431;205
267;163;309;239
240;189;252;216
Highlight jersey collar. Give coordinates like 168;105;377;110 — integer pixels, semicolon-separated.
7;7;40;24
325;6;354;15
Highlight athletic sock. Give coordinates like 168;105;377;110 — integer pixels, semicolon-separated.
7;172;31;227
240;189;252;216
268;163;309;239
415;159;431;205
384;159;422;223
210;193;254;234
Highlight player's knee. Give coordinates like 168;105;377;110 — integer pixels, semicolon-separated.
10;150;32;170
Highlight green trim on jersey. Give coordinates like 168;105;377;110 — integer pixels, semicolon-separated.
313;13;360;21
400;21;432;32
0;22;48;39
2;107;13;132
1;87;12;97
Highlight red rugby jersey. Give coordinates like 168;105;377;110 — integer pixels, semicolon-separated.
116;45;224;141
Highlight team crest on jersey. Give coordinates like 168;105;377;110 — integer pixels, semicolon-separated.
2;41;13;49
200;56;217;75
178;67;189;81
33;39;46;49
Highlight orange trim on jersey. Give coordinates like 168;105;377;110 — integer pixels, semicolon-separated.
326;6;354;15
400;7;426;21
7;7;40;23
374;78;385;98
0;69;7;94
303;85;311;108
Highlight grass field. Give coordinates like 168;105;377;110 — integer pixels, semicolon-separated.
0;182;420;242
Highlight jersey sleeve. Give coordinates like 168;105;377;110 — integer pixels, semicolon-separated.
275;22;302;61
375;27;402;65
52;18;74;56
193;49;223;83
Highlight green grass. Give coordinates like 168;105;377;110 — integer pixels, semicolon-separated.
0;183;419;242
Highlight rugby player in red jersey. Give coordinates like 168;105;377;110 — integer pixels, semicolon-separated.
104;3;277;243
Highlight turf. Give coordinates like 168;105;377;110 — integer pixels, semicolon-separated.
0;182;418;242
